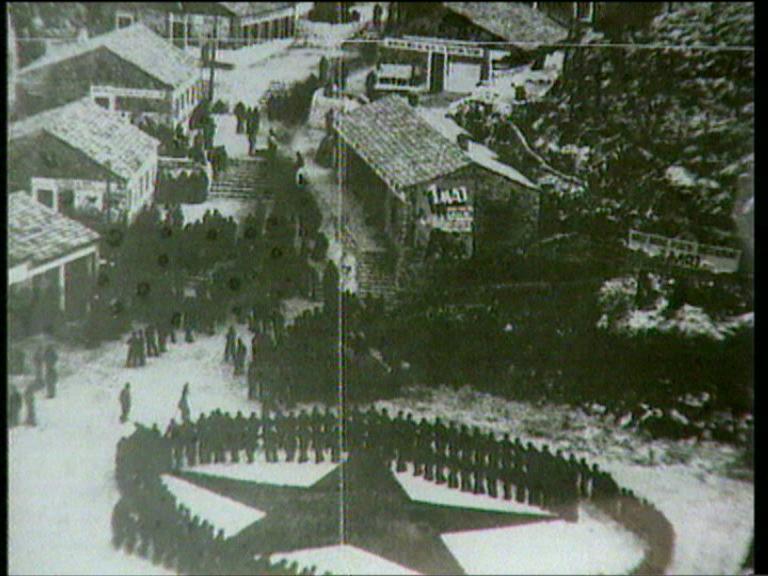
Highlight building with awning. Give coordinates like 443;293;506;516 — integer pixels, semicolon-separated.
109;2;301;49
333;95;540;258
16;23;206;132
9;191;101;334
9;98;160;224
381;2;568;93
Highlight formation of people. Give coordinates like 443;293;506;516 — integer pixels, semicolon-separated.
113;425;325;576
125;402;626;520
8;343;59;429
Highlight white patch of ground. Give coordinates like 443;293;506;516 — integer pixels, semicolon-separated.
179;198;256;226
375;386;753;576
161;474;265;538
273;544;420;576
9;330;259;575
442;504;645;576
188;460;339;487
9;330;751;575
393;463;554;517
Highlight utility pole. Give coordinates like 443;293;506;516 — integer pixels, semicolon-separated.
105;160;112;225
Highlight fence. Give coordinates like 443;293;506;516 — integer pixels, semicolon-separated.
628;230;741;274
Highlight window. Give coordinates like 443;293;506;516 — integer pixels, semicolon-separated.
116;13;134;29
37;189;55;209
60;189;75;215
575;2;595;22
94;96;110;109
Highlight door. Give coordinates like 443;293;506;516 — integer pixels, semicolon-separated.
429;52;446;93
60;189;75;216
37;189;55;209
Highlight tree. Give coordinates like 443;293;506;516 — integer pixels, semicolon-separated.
322;261;340;313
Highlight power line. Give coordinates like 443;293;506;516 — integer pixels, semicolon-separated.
10;35;754;52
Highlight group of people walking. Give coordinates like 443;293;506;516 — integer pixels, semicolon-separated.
8;343;59;429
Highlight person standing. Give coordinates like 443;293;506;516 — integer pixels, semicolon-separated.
178;383;191;424
234;101;246;134
33;345;45;390
247;359;259;401
234;338;246;376
24;384;37;426
120;383;131;423
157;325;168;354
126;332;138;368
225;326;236;362
137;330;147;366
43;344;58;399
9;385;23;428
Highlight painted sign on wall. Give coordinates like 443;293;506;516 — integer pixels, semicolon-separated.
628;230;741;274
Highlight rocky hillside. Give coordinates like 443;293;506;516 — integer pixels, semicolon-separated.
8;2;115;67
531;2;754;249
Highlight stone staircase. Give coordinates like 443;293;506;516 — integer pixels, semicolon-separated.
208;158;274;200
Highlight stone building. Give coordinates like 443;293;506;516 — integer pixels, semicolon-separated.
334;95;540;260
15;24;205;133
9;98;160;225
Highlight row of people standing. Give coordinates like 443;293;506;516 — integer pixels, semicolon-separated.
163;406;342;470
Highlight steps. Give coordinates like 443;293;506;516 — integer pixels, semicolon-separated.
356;249;398;300
208;158;274;200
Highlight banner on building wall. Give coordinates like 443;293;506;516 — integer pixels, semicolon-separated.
426;184;473;233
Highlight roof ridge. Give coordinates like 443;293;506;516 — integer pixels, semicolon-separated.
19;23;199;87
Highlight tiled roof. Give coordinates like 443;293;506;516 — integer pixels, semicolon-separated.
336;95;472;193
9;192;100;268
20;23;200;88
444;2;568;46
9;99;159;182
218;2;294;18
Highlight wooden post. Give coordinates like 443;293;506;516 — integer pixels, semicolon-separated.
57;264;66;312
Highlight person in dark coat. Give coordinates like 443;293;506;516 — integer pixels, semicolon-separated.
9;385;23;428
126;332;137;368
178;383;191;423
43;344;58;398
234;101;246;134
120;383;131;423
146;325;159;358
225;326;236;362
137;330;147;366
234;338;246;376
33;345;46;390
24;385;37;426
157;325;168;354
